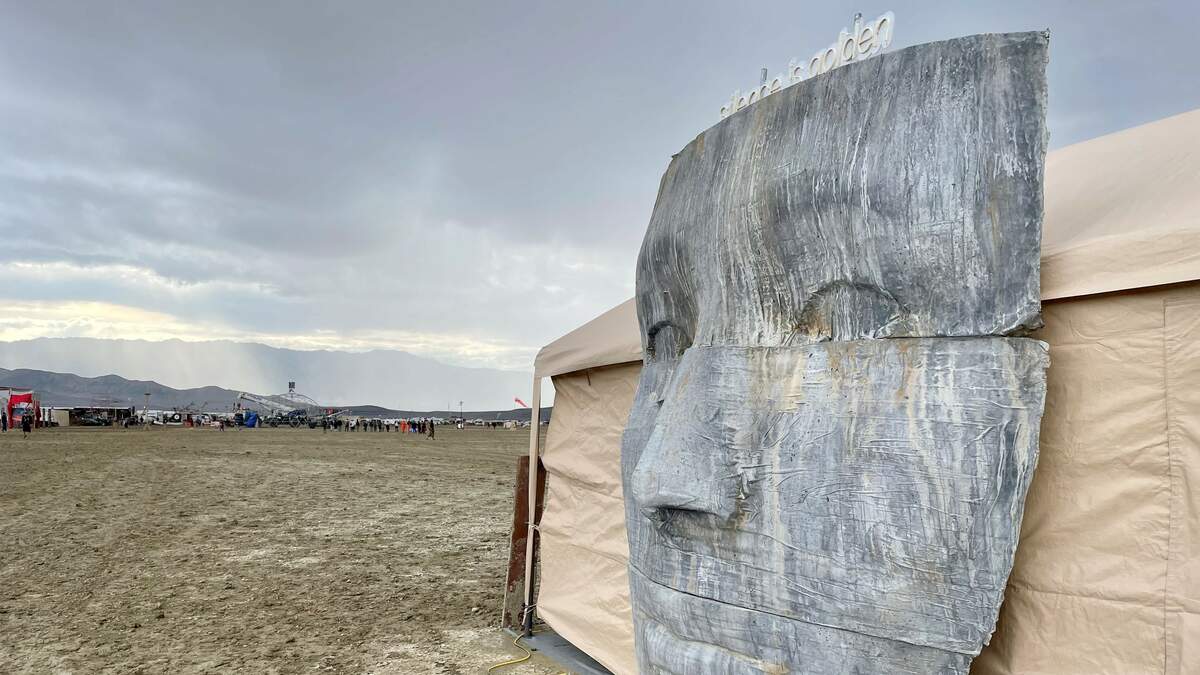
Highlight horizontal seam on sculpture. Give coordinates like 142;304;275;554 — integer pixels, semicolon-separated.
630;566;974;656
687;335;1045;350
637;600;784;671
643;539;1005;612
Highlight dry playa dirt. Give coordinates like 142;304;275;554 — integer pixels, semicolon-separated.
0;426;563;674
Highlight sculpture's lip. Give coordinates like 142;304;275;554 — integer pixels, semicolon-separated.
628;567;975;669
631;513;996;655
634;608;775;672
629;568;793;670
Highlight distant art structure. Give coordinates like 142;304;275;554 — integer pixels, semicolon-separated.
622;32;1049;673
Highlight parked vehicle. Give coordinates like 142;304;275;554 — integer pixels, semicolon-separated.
76;413;109;427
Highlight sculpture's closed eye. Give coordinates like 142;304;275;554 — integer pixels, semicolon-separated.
646;320;692;361
790;280;913;343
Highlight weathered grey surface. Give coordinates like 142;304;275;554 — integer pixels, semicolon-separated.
622;32;1049;674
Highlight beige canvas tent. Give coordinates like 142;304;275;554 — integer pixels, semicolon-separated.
522;108;1200;675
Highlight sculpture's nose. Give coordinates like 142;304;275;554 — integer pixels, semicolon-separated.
630;420;736;522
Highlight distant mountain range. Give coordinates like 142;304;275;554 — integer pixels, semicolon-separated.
0;367;549;421
0;368;239;410
0;337;537;411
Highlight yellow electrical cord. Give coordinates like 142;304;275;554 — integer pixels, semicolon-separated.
489;624;573;667
487;633;532;673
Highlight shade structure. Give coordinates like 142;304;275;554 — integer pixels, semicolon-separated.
1041;108;1200;301
533;298;640;379
527;108;1200;675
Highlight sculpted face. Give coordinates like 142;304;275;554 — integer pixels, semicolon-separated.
622;33;1049;673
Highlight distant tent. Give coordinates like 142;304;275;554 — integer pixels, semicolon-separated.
244;411;259;427
7;391;39;427
520;108;1200;674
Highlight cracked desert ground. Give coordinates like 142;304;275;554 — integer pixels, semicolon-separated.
0;426;563;674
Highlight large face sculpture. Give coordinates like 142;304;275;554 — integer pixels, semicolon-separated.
622;33;1048;673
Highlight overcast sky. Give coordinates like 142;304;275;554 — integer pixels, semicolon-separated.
1;1;1197;372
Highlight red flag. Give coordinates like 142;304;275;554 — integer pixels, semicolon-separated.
514;397;528;408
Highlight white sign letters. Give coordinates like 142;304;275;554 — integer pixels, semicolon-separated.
719;11;895;119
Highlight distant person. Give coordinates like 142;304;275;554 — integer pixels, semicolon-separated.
2;410;7;432
427;419;435;440
21;414;31;438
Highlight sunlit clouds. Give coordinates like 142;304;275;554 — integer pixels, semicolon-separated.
0;299;536;370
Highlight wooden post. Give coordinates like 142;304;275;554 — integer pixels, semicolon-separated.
501;453;547;629
519;375;542;634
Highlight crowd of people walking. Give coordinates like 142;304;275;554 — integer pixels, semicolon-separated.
321;417;437;438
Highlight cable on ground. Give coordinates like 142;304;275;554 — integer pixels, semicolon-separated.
487;633;532;673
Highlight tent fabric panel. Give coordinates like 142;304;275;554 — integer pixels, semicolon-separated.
972;584;1166;674
536;363;639;675
1007;290;1169;603
539;476;629;565
974;283;1200;674
538;364;638;500
1164;295;1200;675
537;539;633;675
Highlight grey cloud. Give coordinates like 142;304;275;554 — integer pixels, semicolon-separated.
0;0;1197;369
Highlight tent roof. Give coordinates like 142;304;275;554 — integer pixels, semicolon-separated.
535;108;1200;377
534;299;640;378
1041;107;1200;300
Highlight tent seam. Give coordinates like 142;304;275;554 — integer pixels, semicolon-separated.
1161;298;1173;675
539;536;630;567
539;469;623;500
1006;580;1180;608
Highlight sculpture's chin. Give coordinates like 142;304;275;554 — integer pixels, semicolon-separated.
629;569;972;675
